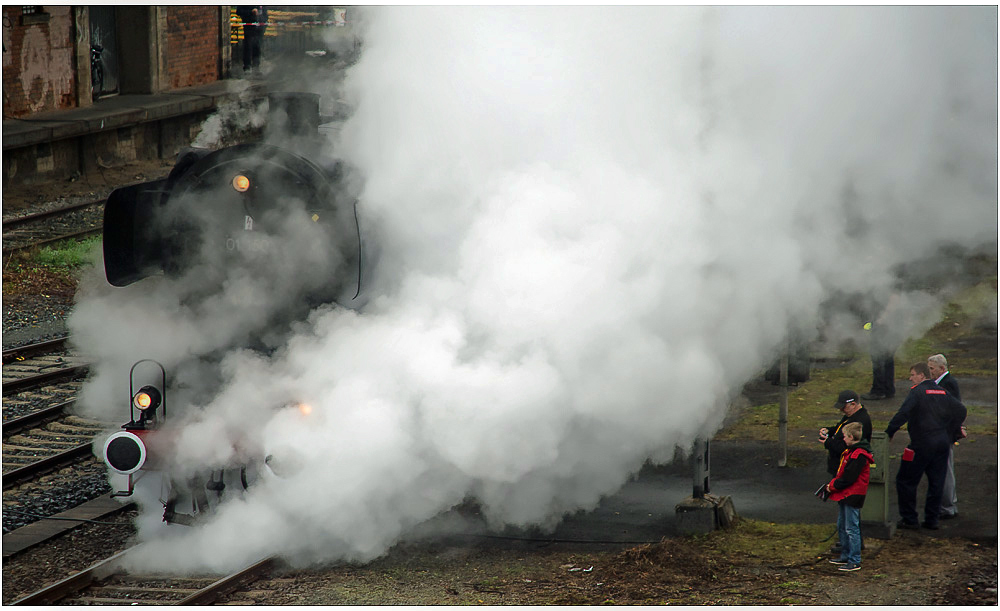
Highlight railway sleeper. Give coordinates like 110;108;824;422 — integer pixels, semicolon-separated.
74;597;177;605
3;444;67;453
22;430;96;441
5;437;86;447
43;423;104;435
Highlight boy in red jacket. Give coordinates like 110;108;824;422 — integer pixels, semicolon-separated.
826;422;874;572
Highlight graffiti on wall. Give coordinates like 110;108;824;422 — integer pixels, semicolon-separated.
18;24;74;113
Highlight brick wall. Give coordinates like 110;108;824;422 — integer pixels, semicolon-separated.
2;6;77;118
166;6;221;89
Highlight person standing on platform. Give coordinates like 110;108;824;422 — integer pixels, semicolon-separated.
237;6;268;75
885;363;966;530
928;353;963;520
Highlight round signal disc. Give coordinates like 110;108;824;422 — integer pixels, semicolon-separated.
103;431;147;475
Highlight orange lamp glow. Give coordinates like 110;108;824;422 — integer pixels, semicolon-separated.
298;403;313;416
232;174;251;192
132;386;161;411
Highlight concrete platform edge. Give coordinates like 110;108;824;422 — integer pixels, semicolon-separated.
3;495;134;558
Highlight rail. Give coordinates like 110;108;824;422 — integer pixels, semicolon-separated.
2;337;70;364
2;364;90;396
2;442;95;490
2;400;74;436
11;551;276;605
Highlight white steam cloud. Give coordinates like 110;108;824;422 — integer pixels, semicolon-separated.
69;6;996;572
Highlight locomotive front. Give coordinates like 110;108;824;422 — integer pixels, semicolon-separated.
102;92;361;299
99;92;360;524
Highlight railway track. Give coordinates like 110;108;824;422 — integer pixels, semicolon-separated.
2;400;107;491
2;337;70;364
11;551;276;605
2;364;90;397
1;198;105;258
3;341;106;492
2;340;90;397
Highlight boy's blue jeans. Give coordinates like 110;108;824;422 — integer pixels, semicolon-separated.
836;501;862;564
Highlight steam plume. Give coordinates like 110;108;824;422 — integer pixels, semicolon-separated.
69;6;996;571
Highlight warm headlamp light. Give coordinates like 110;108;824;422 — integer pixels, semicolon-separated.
232;174;251;192
133;386;162;411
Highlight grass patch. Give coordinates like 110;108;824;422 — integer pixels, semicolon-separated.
3;237;100;298
700;519;832;565
34;236;102;269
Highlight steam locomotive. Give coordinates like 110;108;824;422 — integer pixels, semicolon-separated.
100;92;361;524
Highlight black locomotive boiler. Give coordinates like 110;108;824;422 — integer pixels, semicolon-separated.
99;92;362;523
103;92;361;296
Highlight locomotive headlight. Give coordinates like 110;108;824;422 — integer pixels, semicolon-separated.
232;174;251;192
133;386;162;411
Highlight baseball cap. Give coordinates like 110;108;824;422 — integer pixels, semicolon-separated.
834;390;860;409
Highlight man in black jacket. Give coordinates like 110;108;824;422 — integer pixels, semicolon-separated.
928;353;962;519
819;390;873;476
886;363;966;530
236;6;268;75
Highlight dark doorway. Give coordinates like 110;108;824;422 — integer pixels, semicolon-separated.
89;6;120;99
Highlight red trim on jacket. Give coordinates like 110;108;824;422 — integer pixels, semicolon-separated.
827;446;873;502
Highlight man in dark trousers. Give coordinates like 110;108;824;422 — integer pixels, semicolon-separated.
928;353;962;519
886;362;966;530
236;6;267;75
819;390;873;476
861;292;901;401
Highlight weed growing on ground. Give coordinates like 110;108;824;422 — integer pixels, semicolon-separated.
34;236;102;269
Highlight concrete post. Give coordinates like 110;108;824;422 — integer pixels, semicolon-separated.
676;438;737;534
692;438;710;498
778;347;789;467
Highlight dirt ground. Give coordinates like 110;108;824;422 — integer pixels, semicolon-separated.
3;159;997;605
2;157;176;215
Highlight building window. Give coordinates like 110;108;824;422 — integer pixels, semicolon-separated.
20;6;50;25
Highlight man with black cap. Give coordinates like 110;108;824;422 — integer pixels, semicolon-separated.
819;390;873;477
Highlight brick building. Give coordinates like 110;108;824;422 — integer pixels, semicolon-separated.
2;5;232;119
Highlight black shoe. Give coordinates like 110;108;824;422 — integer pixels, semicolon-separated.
940;512;958;520
861;392;886;401
922;522;940;530
896;519;920;530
